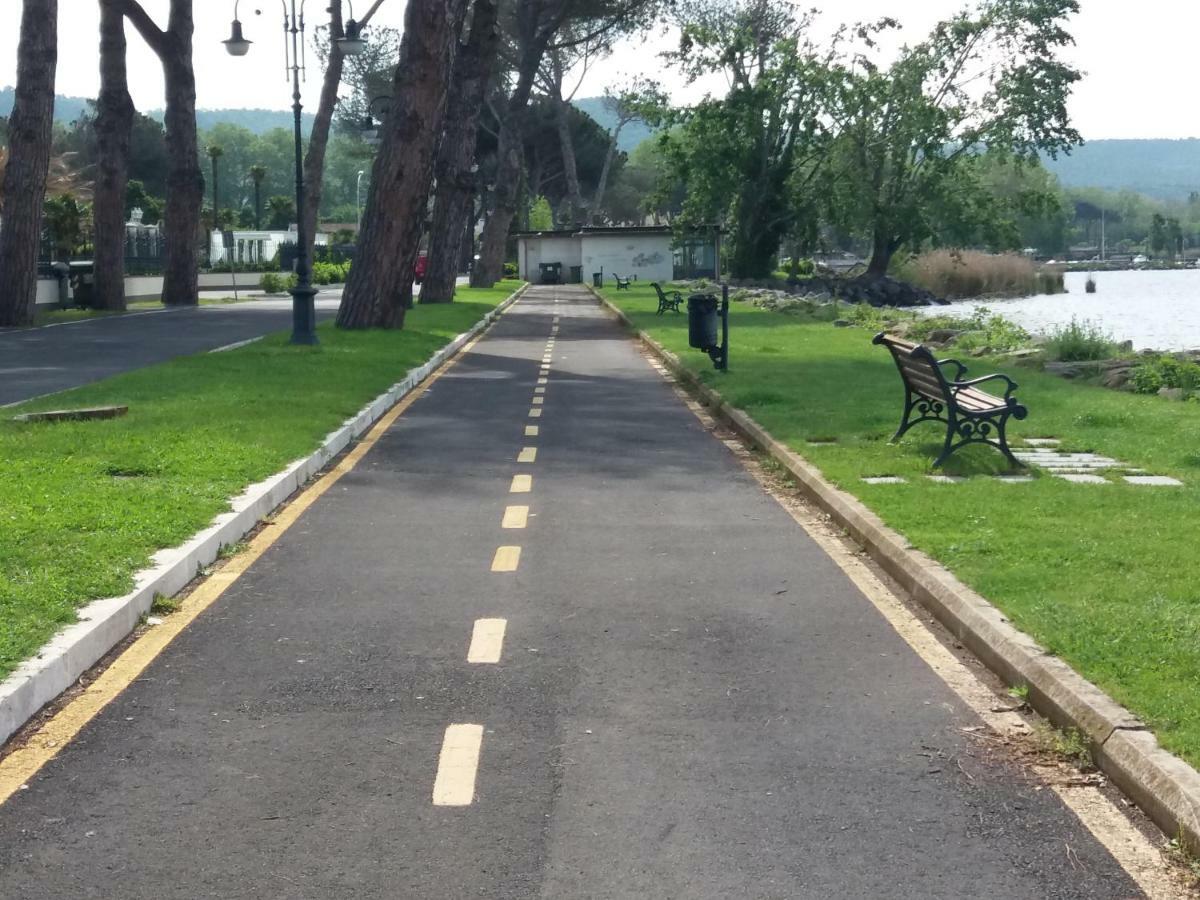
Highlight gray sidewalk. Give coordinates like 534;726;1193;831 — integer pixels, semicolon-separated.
0;286;1139;898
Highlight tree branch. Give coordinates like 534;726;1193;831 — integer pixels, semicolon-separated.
120;0;169;59
359;0;387;27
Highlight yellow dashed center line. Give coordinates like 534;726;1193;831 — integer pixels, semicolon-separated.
517;447;538;463
467;618;508;664
532;396;544;405
528;408;542;418
491;545;521;571
537;377;548;385
510;474;532;493
534;387;546;395
525;425;539;436
502;505;529;528
432;724;484;806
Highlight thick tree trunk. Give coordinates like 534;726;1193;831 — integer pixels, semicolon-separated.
470;38;548;288
421;0;500;303
93;0;134;311
866;229;895;277
337;0;469;329
301;5;345;266
124;1;201;307
0;0;57;327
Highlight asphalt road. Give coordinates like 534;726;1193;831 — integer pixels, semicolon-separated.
0;286;1140;897
0;297;343;407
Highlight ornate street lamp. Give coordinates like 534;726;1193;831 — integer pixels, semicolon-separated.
223;1;368;344
362;95;392;147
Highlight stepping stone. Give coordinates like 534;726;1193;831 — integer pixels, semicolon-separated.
1123;475;1183;486
994;475;1034;483
862;476;907;485
926;475;965;484
1024;438;1061;446
1055;473;1109;484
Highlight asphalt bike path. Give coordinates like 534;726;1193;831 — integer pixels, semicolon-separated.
0;285;1140;897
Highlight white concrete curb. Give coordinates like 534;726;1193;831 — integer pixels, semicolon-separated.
0;285;527;747
594;287;1200;853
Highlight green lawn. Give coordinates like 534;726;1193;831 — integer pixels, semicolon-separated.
605;284;1200;766
0;285;517;680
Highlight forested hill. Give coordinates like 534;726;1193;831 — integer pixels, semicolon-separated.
1042;139;1200;201
573;97;656;152
0;88;314;135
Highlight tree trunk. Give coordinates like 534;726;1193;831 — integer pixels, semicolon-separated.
469;37;549;288
254;179;262;229
124;1;201;307
421;0;500;303
337;0;469;328
553;94;585;226
93;0;134;312
0;0;57;327
301;4;345;266
866;229;894;277
590;121;625;224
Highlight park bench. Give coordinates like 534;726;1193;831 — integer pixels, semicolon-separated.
613;273;632;290
652;282;683;315
873;333;1028;467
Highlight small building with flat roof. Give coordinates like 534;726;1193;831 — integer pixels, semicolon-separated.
515;225;720;285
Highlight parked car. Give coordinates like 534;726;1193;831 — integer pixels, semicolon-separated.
414;251;428;283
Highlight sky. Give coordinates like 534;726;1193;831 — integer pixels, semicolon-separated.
0;0;1197;140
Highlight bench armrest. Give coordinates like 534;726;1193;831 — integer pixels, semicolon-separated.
937;357;968;381
951;373;1019;399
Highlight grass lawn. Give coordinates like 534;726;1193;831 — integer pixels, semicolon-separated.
0;284;517;681
604;283;1200;766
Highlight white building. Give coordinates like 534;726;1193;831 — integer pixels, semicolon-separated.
515;226;721;285
208;226;328;267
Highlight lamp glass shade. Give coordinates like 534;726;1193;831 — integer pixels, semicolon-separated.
223;20;251;56
337;19;366;56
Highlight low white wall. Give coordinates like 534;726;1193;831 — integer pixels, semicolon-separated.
36;278;61;307
35;273;271;307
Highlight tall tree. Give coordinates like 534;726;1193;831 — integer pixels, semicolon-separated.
249;164;266;229
471;0;662;287
421;0;502;303
92;0;135;312
825;0;1081;276
590;79;664;221
337;0;470;328
121;0;202;306
0;0;58;327
662;0;829;279
302;1;393;266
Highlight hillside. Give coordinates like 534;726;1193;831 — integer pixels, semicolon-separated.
573;97;657;153
0;88;313;135
1042;139;1200;201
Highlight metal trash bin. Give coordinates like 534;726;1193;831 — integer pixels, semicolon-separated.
592;272;603;288
569;265;583;284
539;262;562;284
688;293;720;351
68;261;96;308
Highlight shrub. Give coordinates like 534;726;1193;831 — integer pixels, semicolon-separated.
896;249;1063;300
906;306;1031;352
1044;318;1117;362
503;262;519;279
311;260;350;285
259;271;285;293
1130;355;1200;395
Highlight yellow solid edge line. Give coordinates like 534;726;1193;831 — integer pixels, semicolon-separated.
501;505;529;529
510;474;532;493
525;425;539;437
432;723;484;806
517;447;537;464
467;618;508;664
491;546;521;572
0;306;508;809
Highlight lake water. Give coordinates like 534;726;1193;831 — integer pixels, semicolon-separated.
925;269;1200;351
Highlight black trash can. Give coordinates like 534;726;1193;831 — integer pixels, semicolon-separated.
569;265;583;284
592;272;603;288
688;293;720;350
68;261;96;308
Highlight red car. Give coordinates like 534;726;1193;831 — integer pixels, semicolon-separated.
414;251;428;283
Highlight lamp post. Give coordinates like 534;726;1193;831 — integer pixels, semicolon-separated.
223;0;365;344
361;95;392;147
